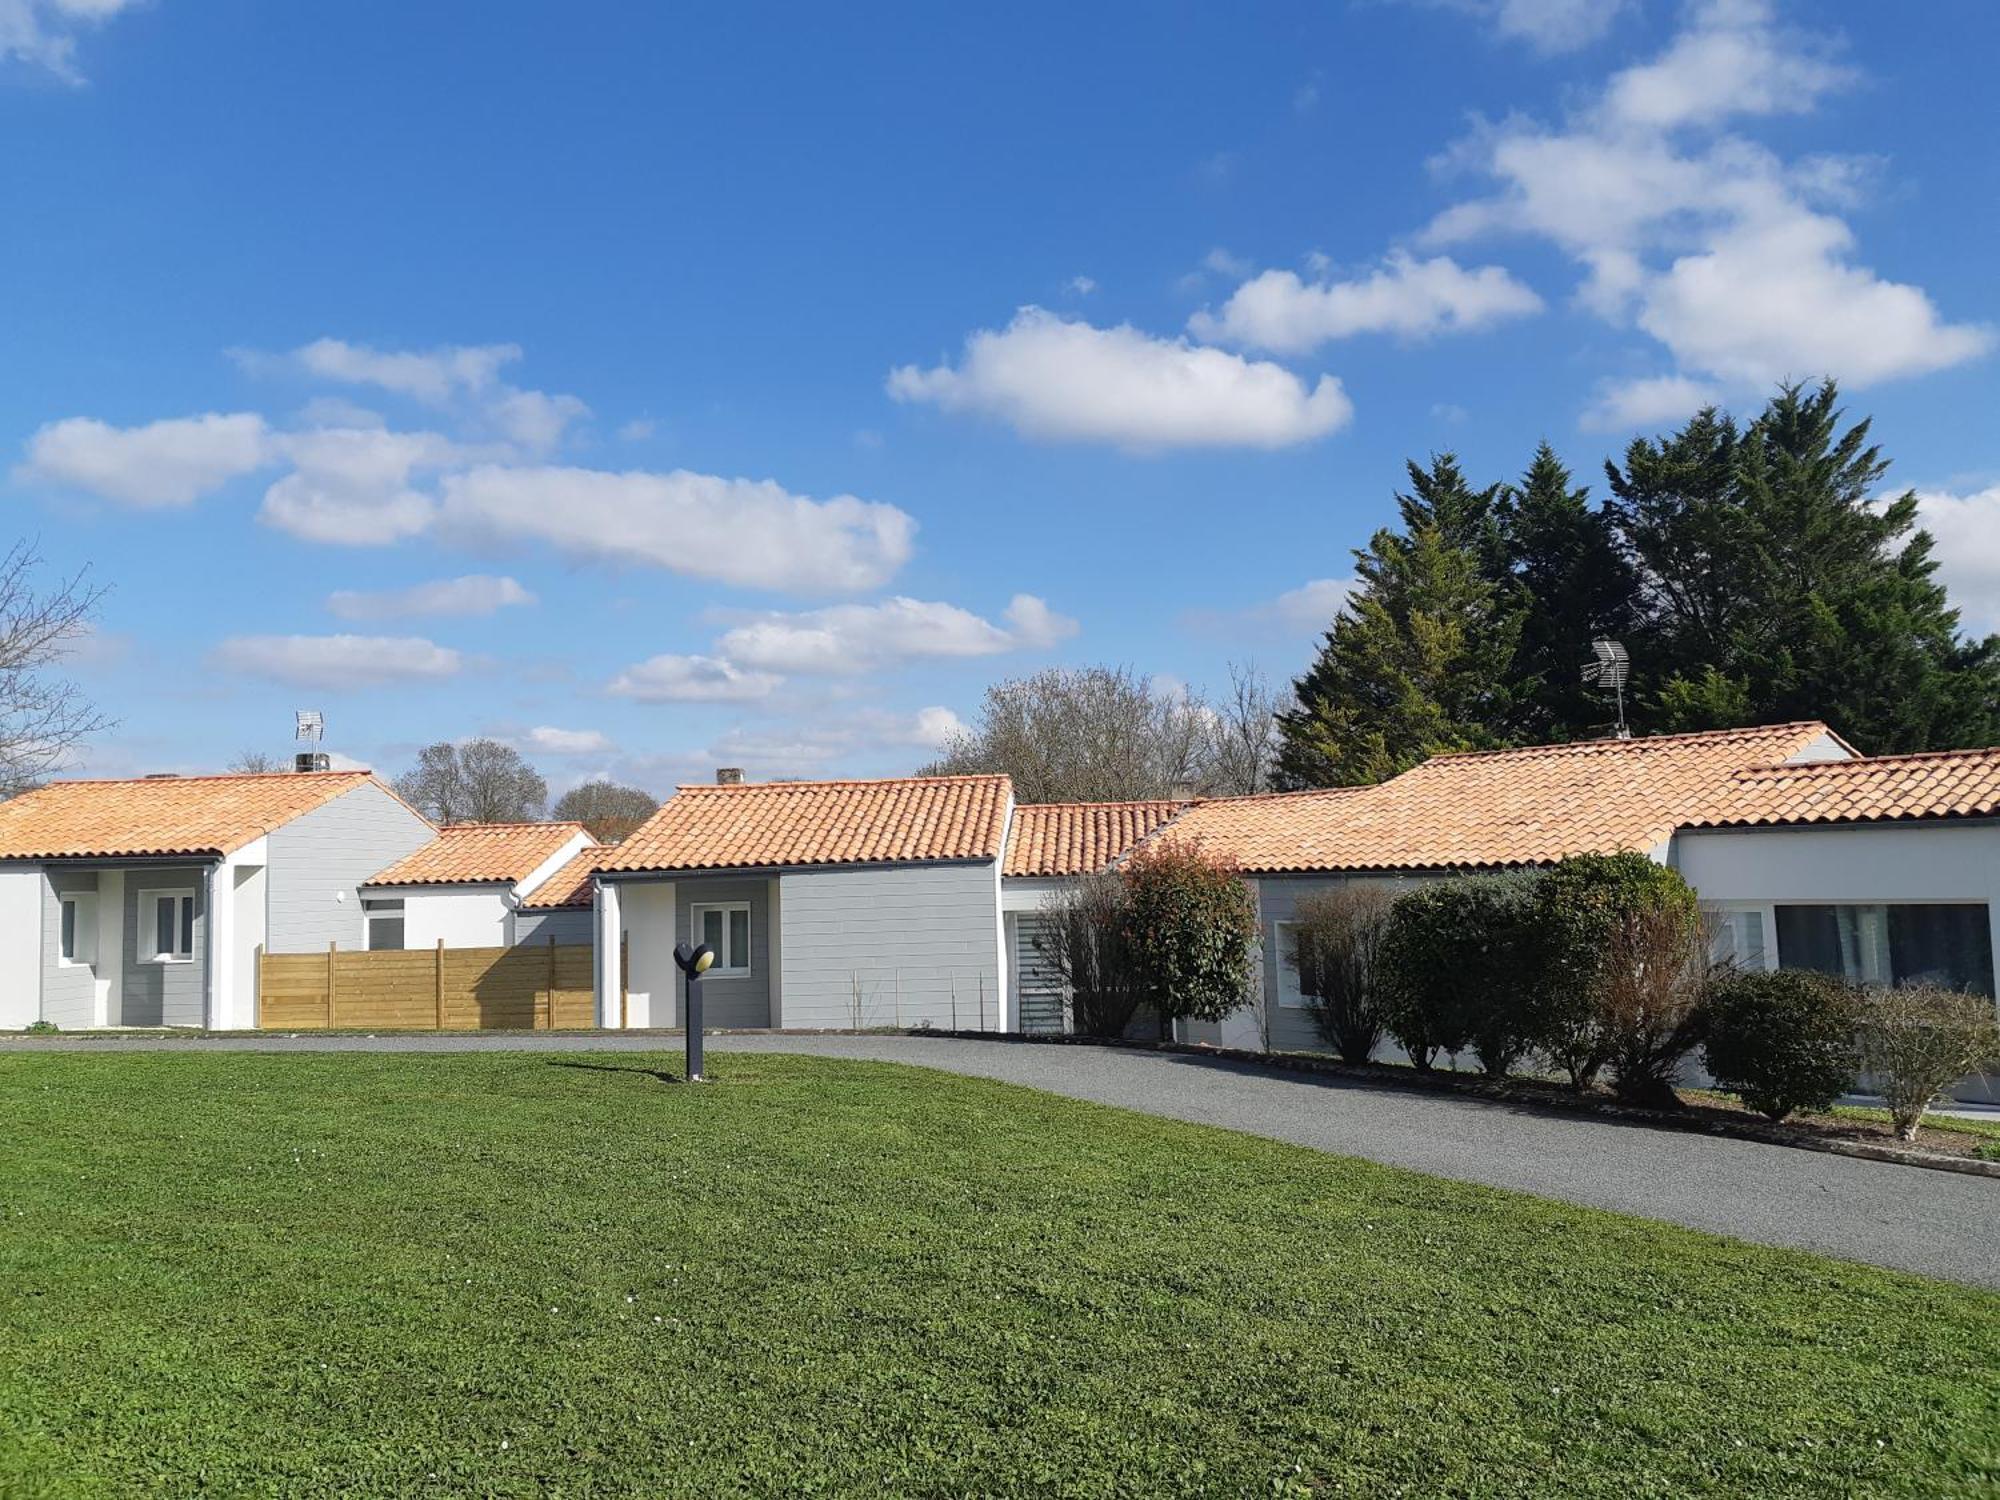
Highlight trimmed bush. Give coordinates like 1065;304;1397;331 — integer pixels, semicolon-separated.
1532;853;1700;1089
1121;839;1259;1035
1378;872;1542;1074
1855;984;2000;1140
1702;969;1859;1121
1288;883;1396;1064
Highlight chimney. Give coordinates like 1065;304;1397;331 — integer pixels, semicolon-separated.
715;767;744;785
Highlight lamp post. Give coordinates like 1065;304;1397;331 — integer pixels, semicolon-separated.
672;940;715;1081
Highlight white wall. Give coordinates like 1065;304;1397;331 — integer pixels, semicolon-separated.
0;868;40;1027
779;861;1003;1030
396;888;512;950
618;879;676;1028
233;863;266;1027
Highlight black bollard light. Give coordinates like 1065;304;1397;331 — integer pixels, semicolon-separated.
672;940;715;1082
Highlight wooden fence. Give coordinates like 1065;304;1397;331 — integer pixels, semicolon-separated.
258;938;612;1030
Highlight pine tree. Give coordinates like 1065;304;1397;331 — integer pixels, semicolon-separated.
1275;457;1521;787
1607;382;2000;752
1496;443;1637;741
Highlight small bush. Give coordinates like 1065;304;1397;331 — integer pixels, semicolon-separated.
1120;839;1259;1035
1597;899;1716;1109
1288;884;1396;1064
24;1019;59;1034
1378;873;1541;1074
1855;984;2000;1141
1702;969;1859;1121
1036;872;1143;1039
1533;853;1699;1089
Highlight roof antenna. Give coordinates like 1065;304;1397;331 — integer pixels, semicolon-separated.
294;709;330;773
1581;639;1631;740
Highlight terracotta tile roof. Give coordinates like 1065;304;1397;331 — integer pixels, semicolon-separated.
598;775;1012;874
364;822;588;888
1686;747;2000;829
517;843;604;909
1154;722;1845;873
1003;799;1192;877
0;771;388;860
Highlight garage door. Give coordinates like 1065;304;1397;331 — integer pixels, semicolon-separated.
1012;913;1068;1034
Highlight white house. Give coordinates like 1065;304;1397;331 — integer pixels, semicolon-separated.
591;775;1013;1030
0;770;434;1029
359;821;596;951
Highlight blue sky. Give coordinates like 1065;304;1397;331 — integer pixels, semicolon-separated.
5;0;1997;793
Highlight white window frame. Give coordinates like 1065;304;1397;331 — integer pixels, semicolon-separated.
363;897;406;952
58;891;98;968
690;901;752;976
1272;919;1308;1008
139;887;197;964
1704;902;1777;973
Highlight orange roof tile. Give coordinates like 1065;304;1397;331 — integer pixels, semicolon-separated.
517;843;604;909
1153;722;1844;873
1003;799;1192;877
1687;747;2000;829
364;822;588;888
599;775;1011;873
0;771;390;860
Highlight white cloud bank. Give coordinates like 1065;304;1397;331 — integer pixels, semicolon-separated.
520;725;613;756
608;654;784;704
0;0;142;81
1189;253;1542;355
887;307;1351;450
1423;0;1991;427
210;634;463;690
1915;486;2000;632
18;412;270;507
327;574;536;621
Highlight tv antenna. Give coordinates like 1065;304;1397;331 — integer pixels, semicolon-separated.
1581;638;1631;739
294;710;330;772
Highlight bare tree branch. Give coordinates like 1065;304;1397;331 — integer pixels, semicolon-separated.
0;541;111;795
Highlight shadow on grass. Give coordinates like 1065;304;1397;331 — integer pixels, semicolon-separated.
546;1059;687;1086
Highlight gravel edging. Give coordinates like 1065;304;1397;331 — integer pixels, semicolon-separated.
906;1028;2000;1181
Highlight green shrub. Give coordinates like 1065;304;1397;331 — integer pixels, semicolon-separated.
1378;873;1541;1074
1855;984;2000;1140
24;1019;59;1034
1532;853;1700;1089
1288;883;1396;1063
1121;839;1259;1036
1702;969;1859;1121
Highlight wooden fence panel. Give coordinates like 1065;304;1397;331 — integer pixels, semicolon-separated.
259;940;603;1030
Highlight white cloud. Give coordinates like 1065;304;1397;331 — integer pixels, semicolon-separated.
716;593;1075;676
1189;252;1542;354
887;307;1351;451
1914;486;2000;631
1580;373;1723;432
1494;0;1632;52
1066;275;1097;296
908;705;970;748
1269;578;1355;633
1423;0;1991;418
0;0;141;80
279;338;521;402
327;574;536;621
616;417;656;442
608;653;782;704
258;427;454;545
435;465;916;593
489;389;589;454
520;725;613;756
18;412;270;507
211;634;463;690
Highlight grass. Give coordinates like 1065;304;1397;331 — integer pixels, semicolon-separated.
0;1053;1995;1497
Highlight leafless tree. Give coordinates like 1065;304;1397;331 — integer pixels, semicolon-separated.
0;542;110;796
1201;662;1289;796
921;663;1282;803
1596;901;1720;1109
228;750;281;774
394;738;548;824
1035;872;1145;1038
1289;883;1397;1062
552;779;659;842
1855;984;2000;1141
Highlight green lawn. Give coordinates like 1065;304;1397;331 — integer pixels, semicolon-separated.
1;1053;1995;1497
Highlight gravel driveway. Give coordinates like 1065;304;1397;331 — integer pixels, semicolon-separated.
7;1030;1995;1289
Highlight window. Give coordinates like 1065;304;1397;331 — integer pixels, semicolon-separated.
691;902;752;975
1775;903;1995;997
58;892;98;967
1272;920;1307;1008
363;898;406;952
140;889;196;963
1709;907;1770;971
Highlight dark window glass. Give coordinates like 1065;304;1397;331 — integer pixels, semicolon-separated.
1776;903;1993;996
368;918;405;952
